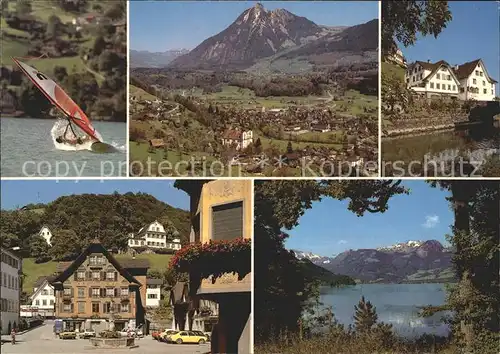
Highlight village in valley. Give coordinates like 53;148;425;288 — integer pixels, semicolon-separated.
129;2;379;177
1;180;251;354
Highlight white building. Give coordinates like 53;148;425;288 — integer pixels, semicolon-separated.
221;130;253;151
146;278;162;308
405;60;461;98
455;59;497;101
1;248;21;334
38;226;53;246
386;47;407;68
24;276;55;318
128;220;182;250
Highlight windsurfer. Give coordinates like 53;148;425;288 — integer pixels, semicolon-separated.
54;115;90;145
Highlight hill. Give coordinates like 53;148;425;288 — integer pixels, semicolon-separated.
298;258;356;287
295;240;455;283
130;49;189;68
1;192;190;261
169;3;377;71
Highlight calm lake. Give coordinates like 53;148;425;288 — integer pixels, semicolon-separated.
319;283;451;338
1;117;127;177
382;126;499;176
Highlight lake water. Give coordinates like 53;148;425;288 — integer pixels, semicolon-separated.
318;283;451;338
1;117;127;177
382;126;499;176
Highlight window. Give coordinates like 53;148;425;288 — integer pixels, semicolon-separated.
106;271;116;280
473;78;476;84
447;75;451;80
78;287;85;298
448;85;451;90
484;89;487;94
89;255;105;266
8;275;11;288
49;289;54;295
14;277;17;289
63;288;72;296
92;271;100;280
475;70;479;75
436;83;440;89
121;288;129;296
92;302;99;313
147;293;158;299
78;302;85;313
91;288;100;297
460;87;465;93
42;299;47;306
50;300;54;305
212;201;243;241
419;73;423;79
42;289;48;295
453;85;456;91
106;288;114;297
121;303;130;312
63;304;71;312
35;300;40;305
483;81;485;86
436;73;440;79
412;76;415;82
77;271;85;280
103;302;113;313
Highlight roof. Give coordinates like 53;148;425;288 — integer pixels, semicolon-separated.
50;242;143;287
146;278;163;285
170;281;189;305
33;275;55;288
421;60;461;85
222;129;243;140
149;139;164;147
415;60;437;71
454;59;498;83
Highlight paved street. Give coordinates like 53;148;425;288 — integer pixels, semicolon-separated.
1;321;209;354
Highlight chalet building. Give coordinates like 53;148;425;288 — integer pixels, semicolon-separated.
175;180;252;354
169;282;219;333
0;248;21;334
50;240;149;333
221;129;253;151
386;47;407;68
22;276;56;318
405;60;461;99
127;220;181;251
38;226;53;246
406;59;497;101
455;59;497;101
0;90;17;114
148;139;165;149
145;278;162;308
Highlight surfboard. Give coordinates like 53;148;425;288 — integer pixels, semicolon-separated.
12;57;102;142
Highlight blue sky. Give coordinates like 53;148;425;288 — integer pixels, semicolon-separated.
285;181;454;257
399;1;500;92
130;1;378;51
0;180;189;211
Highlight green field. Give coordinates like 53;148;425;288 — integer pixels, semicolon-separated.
382;61;406;81
26;56;87;75
256;132;343;151
22;253;173;293
130;85;159;102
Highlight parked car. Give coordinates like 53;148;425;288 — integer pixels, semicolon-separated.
166;330;207;344
203;332;212;341
59;331;77;340
79;329;96;339
119;327;143;338
159;330;178;342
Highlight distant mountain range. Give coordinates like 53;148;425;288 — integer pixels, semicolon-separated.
130;49;190;68
168;3;378;71
292;240;455;284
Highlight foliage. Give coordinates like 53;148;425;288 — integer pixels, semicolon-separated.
99;330;121;339
254;180;408;343
169;238;251;287
29;235;51;263
1;192;190;261
353;296;378;332
382;1;452;56
381;74;412;116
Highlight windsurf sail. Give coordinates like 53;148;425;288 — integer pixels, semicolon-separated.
12;57;102;142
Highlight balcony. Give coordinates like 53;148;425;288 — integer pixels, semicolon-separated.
62;294;73;300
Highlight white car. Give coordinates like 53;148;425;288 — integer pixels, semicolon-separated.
79;329;96;339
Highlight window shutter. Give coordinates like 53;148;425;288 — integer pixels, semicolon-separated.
114;288;118;297
212;201;243;241
70;303;74;312
73;273;77;280
114;272;118;281
101;271;105;281
100;288;105;297
89;288;92;297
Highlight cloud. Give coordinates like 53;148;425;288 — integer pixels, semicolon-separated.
338;239;347;245
422;215;440;228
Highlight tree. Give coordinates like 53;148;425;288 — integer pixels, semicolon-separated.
29;235;51;263
93;36;106;57
382;1;452;56
254;180;408;342
286;141;293;154
50;229;81;261
353;296;378;332
53;66;68;82
46;15;61;39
